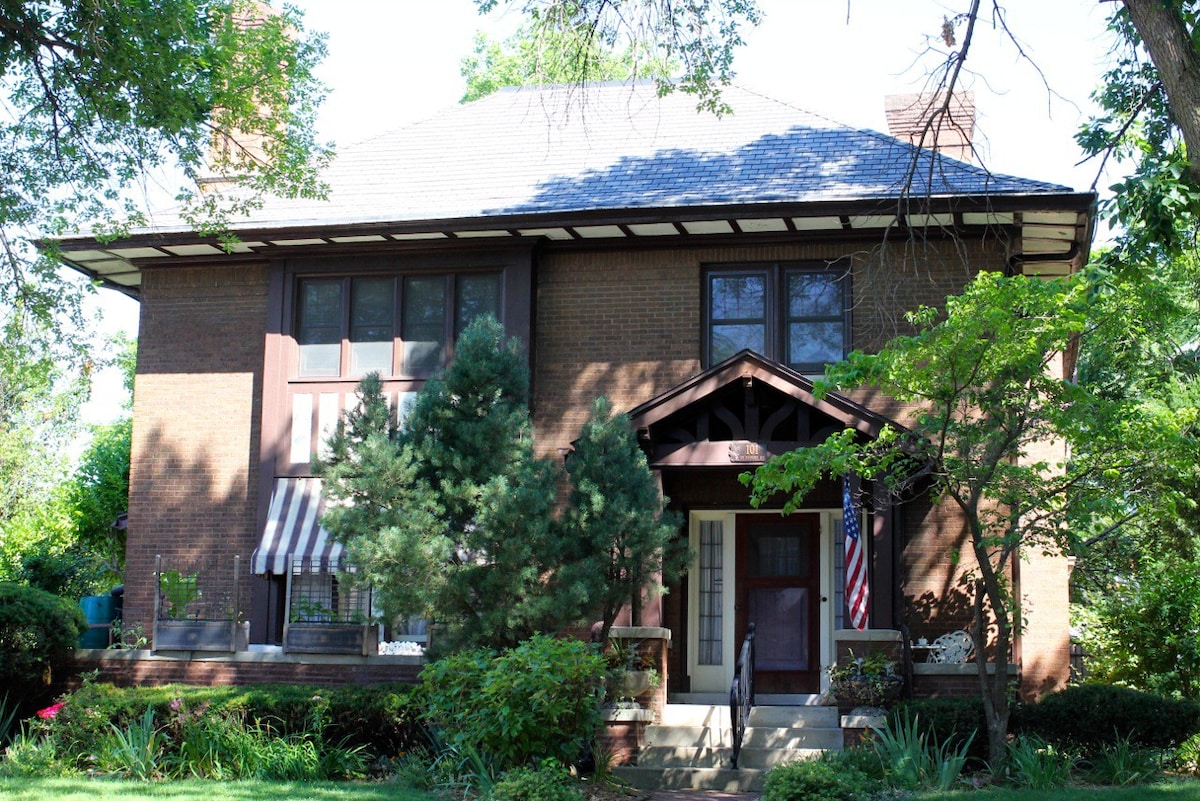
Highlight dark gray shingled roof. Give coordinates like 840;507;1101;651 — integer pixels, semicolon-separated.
150;82;1072;232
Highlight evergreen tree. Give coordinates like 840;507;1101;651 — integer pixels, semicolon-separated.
320;320;694;655
562;397;688;645
318;317;577;652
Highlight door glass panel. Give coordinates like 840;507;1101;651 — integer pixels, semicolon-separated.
698;520;724;665
747;531;808;577
749;587;809;670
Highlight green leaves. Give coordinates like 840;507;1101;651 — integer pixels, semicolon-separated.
472;0;761;114
747;269;1197;765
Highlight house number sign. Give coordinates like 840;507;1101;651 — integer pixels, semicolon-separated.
728;441;766;464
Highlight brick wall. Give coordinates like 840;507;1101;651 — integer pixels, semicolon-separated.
125;264;269;637
531;235;1075;697
69;652;420;688
531;237;1008;453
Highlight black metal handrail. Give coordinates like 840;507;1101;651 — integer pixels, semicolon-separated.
729;622;756;769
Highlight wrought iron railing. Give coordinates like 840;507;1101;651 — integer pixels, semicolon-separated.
729;622;756;769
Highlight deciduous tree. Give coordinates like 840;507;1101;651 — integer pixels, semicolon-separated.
744;271;1195;767
0;1;328;582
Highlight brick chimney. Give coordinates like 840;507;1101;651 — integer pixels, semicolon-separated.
200;0;276;194
884;91;976;163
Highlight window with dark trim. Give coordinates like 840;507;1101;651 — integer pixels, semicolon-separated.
295;272;502;377
705;264;848;372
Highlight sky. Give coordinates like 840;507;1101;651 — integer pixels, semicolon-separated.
80;0;1117;424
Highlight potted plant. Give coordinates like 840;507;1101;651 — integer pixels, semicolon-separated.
603;638;659;706
828;651;903;709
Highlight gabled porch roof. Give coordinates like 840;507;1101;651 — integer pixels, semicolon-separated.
627;350;899;469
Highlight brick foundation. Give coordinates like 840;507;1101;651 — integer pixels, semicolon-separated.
70;650;422;688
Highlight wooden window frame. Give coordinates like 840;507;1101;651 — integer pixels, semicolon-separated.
703;261;851;372
293;270;502;380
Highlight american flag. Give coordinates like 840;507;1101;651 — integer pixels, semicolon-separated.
843;478;869;630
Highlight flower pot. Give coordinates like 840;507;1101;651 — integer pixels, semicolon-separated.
831;674;904;708
606;669;657;702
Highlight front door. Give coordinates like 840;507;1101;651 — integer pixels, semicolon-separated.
735;514;821;693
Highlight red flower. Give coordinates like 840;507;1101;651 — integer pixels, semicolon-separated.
36;702;66;720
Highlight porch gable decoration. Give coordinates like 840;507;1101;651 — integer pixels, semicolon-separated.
843;477;869;630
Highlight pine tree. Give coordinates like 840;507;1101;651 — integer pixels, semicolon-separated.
318;317;577;652
562;397;689;645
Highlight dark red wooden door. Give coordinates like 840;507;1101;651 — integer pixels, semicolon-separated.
735;514;821;694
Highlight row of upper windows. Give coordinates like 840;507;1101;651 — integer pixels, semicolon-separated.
296;273;501;377
293;263;847;379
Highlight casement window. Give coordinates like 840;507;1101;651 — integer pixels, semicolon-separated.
705;264;849;372
295;272;502;377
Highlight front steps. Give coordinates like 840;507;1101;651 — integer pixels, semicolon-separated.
613;703;842;791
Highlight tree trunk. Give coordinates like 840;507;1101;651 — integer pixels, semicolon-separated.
1123;0;1200;184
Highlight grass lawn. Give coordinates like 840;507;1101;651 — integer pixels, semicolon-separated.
0;777;442;801
924;782;1200;800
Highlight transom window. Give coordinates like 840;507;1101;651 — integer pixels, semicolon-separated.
706;264;848;372
296;272;501;377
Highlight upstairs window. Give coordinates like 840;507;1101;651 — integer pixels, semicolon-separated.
706;264;848;373
296;272;501;378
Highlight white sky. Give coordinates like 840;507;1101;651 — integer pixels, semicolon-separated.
81;0;1118;424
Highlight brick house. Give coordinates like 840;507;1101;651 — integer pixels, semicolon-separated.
60;84;1092;701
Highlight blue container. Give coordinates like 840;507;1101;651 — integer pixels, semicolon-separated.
79;595;114;648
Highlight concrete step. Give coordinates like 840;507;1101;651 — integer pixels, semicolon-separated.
644;723;842;750
645;725;730;748
637;745;731;769
613;766;766;792
748;705;840;728
743;725;843;751
755;693;824;706
660;703;731;727
637;744;830;770
735;746;829;770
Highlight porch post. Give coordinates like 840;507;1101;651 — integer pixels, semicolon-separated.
871;478;894;626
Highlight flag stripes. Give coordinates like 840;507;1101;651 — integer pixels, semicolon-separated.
843;478;869;630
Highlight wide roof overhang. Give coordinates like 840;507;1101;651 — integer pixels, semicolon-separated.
53;190;1095;301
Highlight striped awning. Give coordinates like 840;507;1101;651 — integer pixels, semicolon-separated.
251;478;345;575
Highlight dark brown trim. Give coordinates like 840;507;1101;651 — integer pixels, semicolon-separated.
51;192;1096;252
253;261;289;645
627;350;894;439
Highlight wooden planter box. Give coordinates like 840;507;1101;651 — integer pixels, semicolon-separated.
153;620;249;652
283;623;380;656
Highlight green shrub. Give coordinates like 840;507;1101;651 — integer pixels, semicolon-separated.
1084;734;1160;786
0;731;71;778
1006;735;1075;789
871;711;973;791
0;583;87;699
1014;683;1200;752
96;707;166;780
421;634;605;770
489;761;584;801
887;696;987;764
51;681;422;767
762;756;879;801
